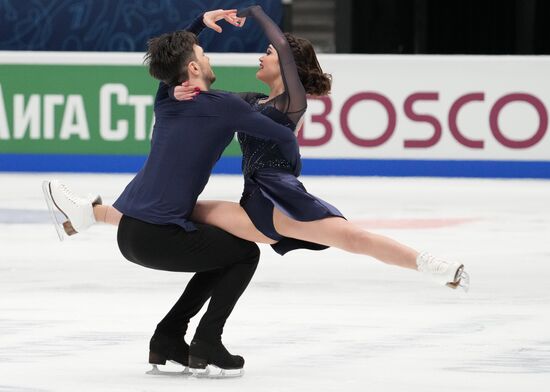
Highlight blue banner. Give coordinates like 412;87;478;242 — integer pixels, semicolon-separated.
0;0;282;52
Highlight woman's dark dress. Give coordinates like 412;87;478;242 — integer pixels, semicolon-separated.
236;6;344;255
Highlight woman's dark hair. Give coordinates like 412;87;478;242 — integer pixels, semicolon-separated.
284;33;332;96
144;30;198;86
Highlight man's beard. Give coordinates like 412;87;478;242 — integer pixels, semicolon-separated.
208;70;216;85
203;69;216;88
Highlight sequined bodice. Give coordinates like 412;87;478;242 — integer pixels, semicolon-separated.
238;100;300;177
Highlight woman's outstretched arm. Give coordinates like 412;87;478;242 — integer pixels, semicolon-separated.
238;6;307;117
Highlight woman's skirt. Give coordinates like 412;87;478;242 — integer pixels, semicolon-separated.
240;168;345;255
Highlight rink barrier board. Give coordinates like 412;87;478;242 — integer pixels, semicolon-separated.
1;154;549;179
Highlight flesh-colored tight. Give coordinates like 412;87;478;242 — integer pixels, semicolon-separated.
93;205;122;226
191;201;419;270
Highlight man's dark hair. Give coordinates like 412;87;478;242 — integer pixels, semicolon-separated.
144;30;199;86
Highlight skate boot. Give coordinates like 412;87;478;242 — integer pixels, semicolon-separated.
146;334;191;376
416;251;470;292
189;339;244;378
42;180;102;241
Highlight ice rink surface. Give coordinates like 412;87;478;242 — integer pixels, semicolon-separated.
1;173;549;392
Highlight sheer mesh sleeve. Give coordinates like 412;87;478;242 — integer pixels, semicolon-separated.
238;6;307;125
235;92;266;105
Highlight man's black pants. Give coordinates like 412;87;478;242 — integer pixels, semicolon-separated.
117;215;260;343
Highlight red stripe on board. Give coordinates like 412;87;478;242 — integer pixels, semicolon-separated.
352;218;477;229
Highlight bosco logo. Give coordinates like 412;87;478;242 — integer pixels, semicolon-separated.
298;92;548;149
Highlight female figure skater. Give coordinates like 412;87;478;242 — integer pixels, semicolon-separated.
175;5;469;290
45;6;469;291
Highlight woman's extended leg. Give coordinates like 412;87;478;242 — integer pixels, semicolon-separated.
192;201;463;286
191;201;277;244
272;210;418;269
192;201;420;271
272;208;468;289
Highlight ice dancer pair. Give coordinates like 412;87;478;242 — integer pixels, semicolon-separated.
43;5;469;379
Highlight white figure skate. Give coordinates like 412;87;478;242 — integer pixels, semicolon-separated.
42;180;102;241
416;251;470;292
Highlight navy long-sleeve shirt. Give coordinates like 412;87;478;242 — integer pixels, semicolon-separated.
113;11;298;231
113;84;297;231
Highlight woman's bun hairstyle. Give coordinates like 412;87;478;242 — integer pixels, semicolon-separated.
284;33;332;96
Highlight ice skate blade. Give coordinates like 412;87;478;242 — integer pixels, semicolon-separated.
446;265;470;292
191;365;244;379
146;364;191;376
42;181;66;241
457;270;470;292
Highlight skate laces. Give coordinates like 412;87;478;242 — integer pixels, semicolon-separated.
58;183;84;205
416;251;449;274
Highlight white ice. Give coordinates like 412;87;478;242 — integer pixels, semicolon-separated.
1;173;549;392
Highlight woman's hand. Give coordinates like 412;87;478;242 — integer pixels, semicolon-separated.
174;81;200;101
203;9;246;33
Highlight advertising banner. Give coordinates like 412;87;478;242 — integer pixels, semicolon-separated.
1;52;549;178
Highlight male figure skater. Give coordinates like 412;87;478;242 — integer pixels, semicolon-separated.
44;9;296;378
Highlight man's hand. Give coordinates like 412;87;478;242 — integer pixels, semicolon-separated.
174;81;199;101
203;9;246;33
